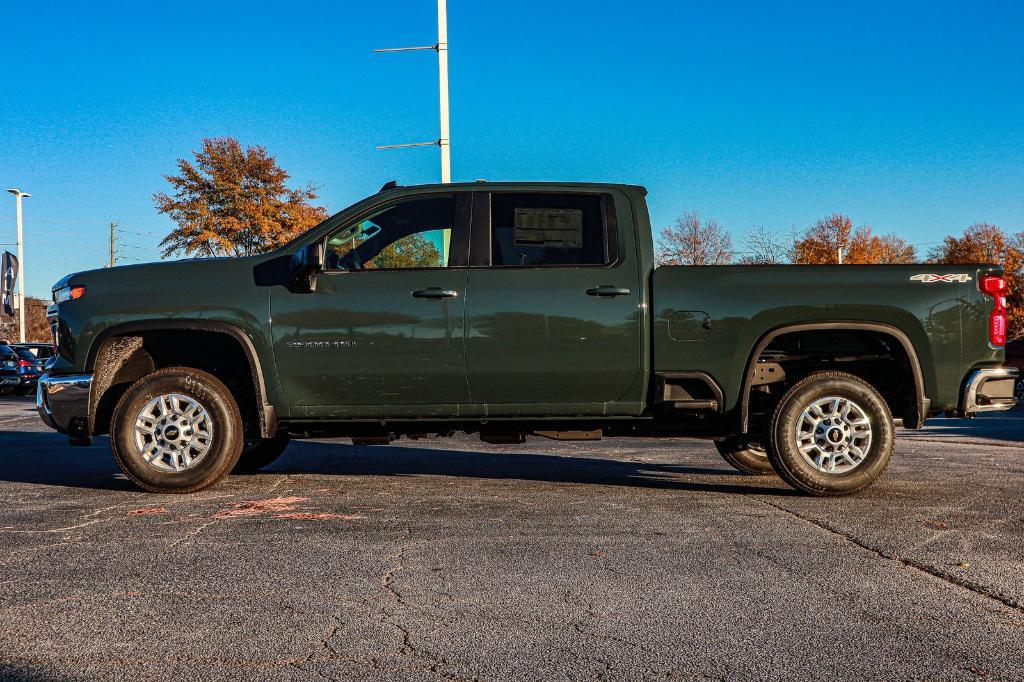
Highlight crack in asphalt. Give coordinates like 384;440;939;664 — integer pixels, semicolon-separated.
0;503;134;535
266;474;293;495
3;654;359;669
377;535;475;681
900;436;1024;451
754;497;1024;614
561;592;620;678
273;535;476;681
1;517;110;534
168;518;220;548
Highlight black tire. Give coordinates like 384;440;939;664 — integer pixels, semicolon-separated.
767;371;894;497
714;437;775;475
110;367;244;494
233;438;291;473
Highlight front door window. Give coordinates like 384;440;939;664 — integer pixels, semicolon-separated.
326;195;457;271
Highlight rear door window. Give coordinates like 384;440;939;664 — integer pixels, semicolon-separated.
488;193;614;267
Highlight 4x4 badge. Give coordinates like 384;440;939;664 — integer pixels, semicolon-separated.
910;273;972;283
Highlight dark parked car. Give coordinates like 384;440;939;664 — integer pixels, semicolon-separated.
12;342;56;364
11;346;43;395
0;344;24;395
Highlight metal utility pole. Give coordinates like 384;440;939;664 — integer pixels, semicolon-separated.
109;223;118;267
5;188;29;342
375;0;453;183
436;0;451;183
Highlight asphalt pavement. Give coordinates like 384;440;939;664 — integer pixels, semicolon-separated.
1;394;1022;681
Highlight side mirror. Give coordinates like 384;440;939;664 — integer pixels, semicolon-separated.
290;241;324;293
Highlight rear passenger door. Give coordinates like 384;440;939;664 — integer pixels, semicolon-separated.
465;190;643;414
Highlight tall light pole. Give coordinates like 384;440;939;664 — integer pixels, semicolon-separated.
375;0;453;183
437;0;451;183
5;188;29;342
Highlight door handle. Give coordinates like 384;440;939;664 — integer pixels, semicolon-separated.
586;285;631;297
412;288;458;299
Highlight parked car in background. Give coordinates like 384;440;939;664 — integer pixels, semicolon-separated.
12;342;56;364
1004;337;1024;401
0;344;23;395
11;346;43;395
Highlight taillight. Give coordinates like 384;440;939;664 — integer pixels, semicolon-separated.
18;359;32;367
980;275;1008;346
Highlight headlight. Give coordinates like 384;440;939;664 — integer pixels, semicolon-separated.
53;285;86;303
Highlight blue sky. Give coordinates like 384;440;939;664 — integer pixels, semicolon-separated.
1;0;1022;297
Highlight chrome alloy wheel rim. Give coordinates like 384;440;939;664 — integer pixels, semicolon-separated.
795;396;872;474
133;393;214;472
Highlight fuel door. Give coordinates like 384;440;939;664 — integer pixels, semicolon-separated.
668;310;711;341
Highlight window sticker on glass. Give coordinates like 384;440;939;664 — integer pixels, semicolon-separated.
513;208;583;248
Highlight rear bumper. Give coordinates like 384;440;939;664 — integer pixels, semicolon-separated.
36;372;93;436
960;367;1018;416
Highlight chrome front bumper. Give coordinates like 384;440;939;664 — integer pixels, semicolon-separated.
961;367;1018;416
37;372;93;436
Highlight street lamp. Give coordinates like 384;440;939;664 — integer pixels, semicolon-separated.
375;0;452;183
5;188;30;343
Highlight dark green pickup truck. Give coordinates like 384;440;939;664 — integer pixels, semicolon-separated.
38;182;1017;496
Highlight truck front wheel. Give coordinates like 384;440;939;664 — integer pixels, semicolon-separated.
110;367;244;493
713;437;775;475
767;371;894;496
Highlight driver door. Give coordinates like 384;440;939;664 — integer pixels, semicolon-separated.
270;192;472;417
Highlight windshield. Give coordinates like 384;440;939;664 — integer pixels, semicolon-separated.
274;194;373;254
24;345;53;358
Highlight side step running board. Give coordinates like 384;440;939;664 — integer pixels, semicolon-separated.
667;399;718;411
534;429;602;441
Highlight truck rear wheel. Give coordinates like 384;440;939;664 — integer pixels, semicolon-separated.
713;437;775;475
767;371;894;496
110;367;244;494
233;438;291;473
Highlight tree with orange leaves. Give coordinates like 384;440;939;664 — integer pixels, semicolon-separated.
794;212;917;264
154;137;328;258
874;234;918;264
929;223;1024;338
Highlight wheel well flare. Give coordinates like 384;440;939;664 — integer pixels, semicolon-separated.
90;329;267;438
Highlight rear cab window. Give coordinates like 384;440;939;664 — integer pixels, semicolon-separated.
485;193;616;267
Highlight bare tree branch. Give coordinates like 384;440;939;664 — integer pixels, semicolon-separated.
656;211;733;266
